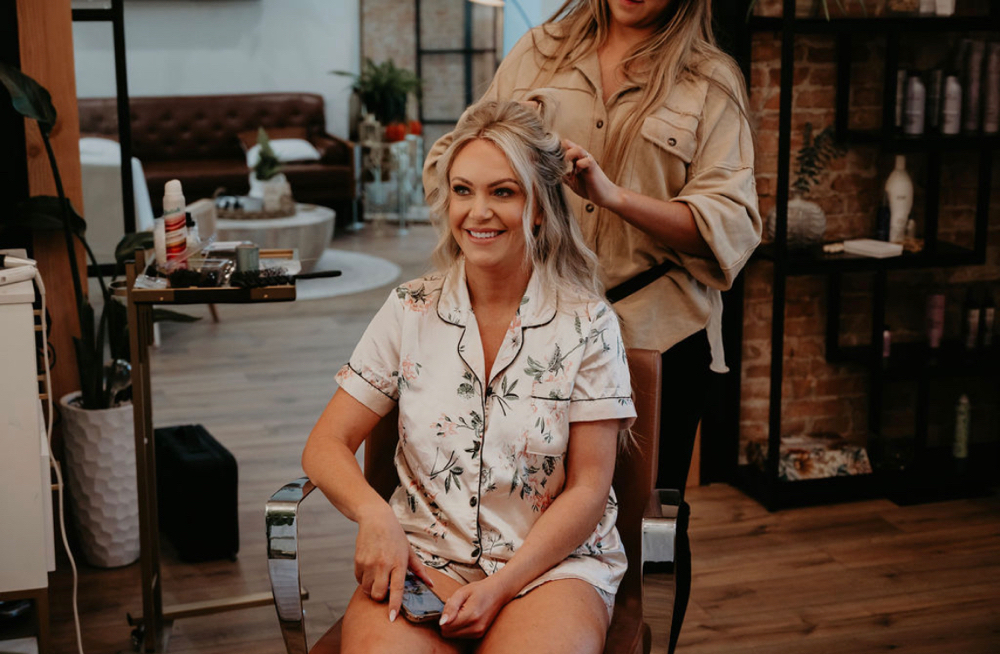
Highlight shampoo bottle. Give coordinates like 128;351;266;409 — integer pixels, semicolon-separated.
981;293;995;349
885;156;913;244
162;179;188;266
953;394;970;462
963;288;981;351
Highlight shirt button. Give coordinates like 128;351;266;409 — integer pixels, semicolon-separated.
586;203;595;213
667;137;677;146
596;119;604;129
470;497;478;507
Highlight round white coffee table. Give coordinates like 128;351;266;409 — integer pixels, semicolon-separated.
215;203;335;272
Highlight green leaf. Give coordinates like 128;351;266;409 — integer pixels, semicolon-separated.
0;63;57;135
7;196;86;234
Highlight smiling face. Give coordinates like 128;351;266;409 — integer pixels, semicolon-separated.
606;0;676;36
448;138;534;281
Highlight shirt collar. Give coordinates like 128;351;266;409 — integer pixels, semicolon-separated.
436;258;557;329
572;39;642;106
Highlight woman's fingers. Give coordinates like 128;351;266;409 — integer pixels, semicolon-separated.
386;565;406;622
439;586;469;627
408;550;434;588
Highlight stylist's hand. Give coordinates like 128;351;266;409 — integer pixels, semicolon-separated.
563;139;620;210
354;503;431;622
438;575;515;639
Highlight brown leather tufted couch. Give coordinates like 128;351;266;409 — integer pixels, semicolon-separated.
78;92;358;230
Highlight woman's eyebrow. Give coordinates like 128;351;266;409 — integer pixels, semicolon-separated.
449;176;520;188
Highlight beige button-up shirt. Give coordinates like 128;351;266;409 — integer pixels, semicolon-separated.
426;28;762;371
336;262;635;595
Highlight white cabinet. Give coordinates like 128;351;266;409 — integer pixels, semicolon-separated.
0;273;55;594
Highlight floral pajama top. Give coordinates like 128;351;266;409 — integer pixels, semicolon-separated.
335;261;636;597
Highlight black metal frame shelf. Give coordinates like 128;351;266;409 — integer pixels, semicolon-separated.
729;0;1000;510
71;0;136;263
829;341;1000;380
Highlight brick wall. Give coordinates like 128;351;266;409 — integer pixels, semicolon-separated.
741;15;1000;465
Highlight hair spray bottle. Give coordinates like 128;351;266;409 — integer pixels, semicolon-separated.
162;179;188;267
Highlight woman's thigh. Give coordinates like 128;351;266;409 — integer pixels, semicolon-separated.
341;586;468;654
475;579;610;654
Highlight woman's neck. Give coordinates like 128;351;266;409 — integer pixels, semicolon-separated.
465;263;531;316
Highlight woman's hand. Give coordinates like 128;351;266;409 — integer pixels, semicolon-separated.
563;139;620;210
354;503;431;621
438;575;515;639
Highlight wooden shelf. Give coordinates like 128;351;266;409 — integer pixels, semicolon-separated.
754;240;980;275
748;14;1000;34
877;443;999;505
841;130;1000;152
830;341;1000;380
116;284;295;306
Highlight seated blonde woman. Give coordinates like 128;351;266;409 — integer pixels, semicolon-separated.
302;100;635;654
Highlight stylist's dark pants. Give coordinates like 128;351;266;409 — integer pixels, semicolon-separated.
656;329;715;493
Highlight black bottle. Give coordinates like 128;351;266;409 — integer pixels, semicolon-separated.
963;288;980;352
982;292;995;349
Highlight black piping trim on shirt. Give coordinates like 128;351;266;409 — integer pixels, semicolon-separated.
346;362;398;403
529;395;634;403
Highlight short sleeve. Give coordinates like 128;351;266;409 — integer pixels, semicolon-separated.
335;290;404;417
569;303;636;429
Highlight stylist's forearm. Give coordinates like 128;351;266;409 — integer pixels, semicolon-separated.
605;187;713;258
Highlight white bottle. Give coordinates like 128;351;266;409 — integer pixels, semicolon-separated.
885;155;913;244
953;394;970;460
162;179;188;264
904;74;926;135
942;75;963;134
983;42;1000;134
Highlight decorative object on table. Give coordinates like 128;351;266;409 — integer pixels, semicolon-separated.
0;63;198;567
764;122;845;249
744;433;873;482
842;238;904;258
248;127;296;215
884;155;913;244
334;58;422;142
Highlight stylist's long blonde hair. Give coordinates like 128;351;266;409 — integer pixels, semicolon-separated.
534;0;749;183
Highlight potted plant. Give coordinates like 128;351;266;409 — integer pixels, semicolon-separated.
334;58;421;142
765;122;847;249
0;63;195;567
248;127;293;212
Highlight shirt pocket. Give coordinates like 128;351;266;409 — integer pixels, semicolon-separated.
640;108;699;165
527;380;571;457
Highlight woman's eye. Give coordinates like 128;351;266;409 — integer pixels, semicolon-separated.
494;187;515;198
452;185;470;195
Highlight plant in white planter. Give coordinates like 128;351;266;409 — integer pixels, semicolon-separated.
248;127;293;212
765;122;847;249
0;63;196;567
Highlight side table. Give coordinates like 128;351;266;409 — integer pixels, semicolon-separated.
120;249;304;652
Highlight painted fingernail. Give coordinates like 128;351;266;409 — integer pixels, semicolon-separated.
439;614;450;626
389;609;397;623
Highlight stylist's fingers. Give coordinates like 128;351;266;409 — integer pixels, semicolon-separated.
370;563;392;602
386;566;405;623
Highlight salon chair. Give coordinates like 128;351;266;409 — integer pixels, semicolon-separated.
266;348;690;654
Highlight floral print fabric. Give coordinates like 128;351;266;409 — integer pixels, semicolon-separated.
336;261;636;596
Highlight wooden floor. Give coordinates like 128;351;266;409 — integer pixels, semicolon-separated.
36;223;1000;653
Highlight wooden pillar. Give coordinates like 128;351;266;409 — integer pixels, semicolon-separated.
16;0;87;406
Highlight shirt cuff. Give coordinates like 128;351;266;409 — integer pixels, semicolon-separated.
335;364;397;417
568;396;637;430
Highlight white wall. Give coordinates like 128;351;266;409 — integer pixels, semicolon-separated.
73;0;360;139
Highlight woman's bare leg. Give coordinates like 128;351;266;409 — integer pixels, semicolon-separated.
474;579;610;654
341;585;468;654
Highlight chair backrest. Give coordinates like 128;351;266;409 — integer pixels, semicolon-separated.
362;348;662;598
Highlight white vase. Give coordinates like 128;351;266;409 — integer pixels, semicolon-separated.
59;393;140;568
765;195;827;249
885;155;913;244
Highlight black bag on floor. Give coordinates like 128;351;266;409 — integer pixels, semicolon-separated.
155;424;239;562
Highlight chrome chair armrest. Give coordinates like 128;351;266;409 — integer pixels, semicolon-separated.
266;477;317;654
641;488;680;566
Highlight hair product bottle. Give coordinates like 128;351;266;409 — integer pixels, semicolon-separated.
904;74;927;135
982;42;1000;134
963;288;981;351
163;179;188;266
885;156;913;243
981;292;995;349
962;39;985;134
942;74;963;134
953;394;970;462
926;292;946;351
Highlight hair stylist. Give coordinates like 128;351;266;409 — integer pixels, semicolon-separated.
425;0;761;491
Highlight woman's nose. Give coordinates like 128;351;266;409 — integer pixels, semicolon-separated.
471;194;491;220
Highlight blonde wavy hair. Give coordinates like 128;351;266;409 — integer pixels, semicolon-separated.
427;99;603;303
535;0;750;184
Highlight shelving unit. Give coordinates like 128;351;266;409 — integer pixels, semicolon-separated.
732;0;1000;510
